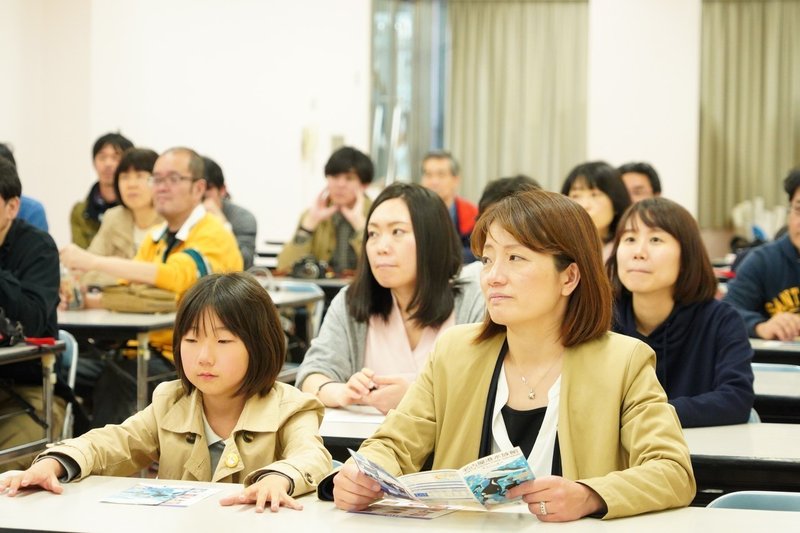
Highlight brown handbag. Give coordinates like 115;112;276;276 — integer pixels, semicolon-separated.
100;284;177;313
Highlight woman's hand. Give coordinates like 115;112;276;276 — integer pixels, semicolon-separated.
319;382;363;408
363;375;409;415
506;475;606;522
345;368;376;398
0;458;66;496
332;463;383;511
218;474;301;513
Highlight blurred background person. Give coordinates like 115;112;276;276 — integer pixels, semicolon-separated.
70;132;133;248
561;161;631;261
202;155;257;270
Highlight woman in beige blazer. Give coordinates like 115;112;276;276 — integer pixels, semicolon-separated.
331;190;695;521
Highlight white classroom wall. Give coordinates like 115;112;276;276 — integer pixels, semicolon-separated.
1;0;702;249
587;0;701;215
1;0;371;247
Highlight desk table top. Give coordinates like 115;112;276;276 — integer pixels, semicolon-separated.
754;368;800;398
683;423;800;463
0;341;65;365
0;475;796;532
750;338;800;353
58;309;176;332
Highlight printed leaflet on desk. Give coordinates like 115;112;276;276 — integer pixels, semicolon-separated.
100;483;221;506
348;447;534;511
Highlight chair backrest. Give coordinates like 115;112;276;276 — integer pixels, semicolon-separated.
708;491;800;512
58;329;79;440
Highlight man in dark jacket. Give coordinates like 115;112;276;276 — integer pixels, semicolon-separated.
0;157;61;471
724;168;800;340
69;132;133;248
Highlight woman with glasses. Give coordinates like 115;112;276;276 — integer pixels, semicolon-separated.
81;148;163;289
296;183;485;415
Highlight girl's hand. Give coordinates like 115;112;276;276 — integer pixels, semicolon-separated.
0;458;65;496
332;463;383;511
219;474;301;513
363;375;409;414
505;475;606;522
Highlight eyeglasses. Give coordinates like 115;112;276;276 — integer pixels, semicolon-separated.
148;174;197;187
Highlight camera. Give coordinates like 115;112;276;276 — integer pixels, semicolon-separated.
291;256;330;279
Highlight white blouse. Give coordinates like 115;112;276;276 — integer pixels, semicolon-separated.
491;366;561;479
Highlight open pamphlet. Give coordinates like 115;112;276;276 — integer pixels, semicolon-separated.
348;447;534;511
100;483;221;507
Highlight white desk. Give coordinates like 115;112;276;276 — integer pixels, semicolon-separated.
320;407;384;463
754;367;800;398
0;475;796;532
752;364;800;423
58;309;176;411
684;423;800;504
750;338;800;365
0;342;64;463
683;423;800;463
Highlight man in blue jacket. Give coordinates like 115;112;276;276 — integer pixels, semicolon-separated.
724;168;800;340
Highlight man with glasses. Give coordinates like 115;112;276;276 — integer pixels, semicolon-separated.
61;147;243;300
724;168;800;340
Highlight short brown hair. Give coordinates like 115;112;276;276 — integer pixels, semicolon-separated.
471;189;612;346
607;198;717;304
173;272;285;398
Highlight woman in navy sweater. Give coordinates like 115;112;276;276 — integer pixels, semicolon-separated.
606;198;754;427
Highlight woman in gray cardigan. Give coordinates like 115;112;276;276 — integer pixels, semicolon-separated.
297;183;486;414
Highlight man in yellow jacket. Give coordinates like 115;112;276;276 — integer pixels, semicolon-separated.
62;146;243;292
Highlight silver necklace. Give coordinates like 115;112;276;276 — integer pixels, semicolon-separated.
513;353;563;400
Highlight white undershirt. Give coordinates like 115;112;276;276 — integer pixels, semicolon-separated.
491;366;561;479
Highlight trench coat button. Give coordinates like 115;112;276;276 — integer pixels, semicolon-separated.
225;452;240;468
304;472;314;483
185;434;196;444
242;432;254;443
